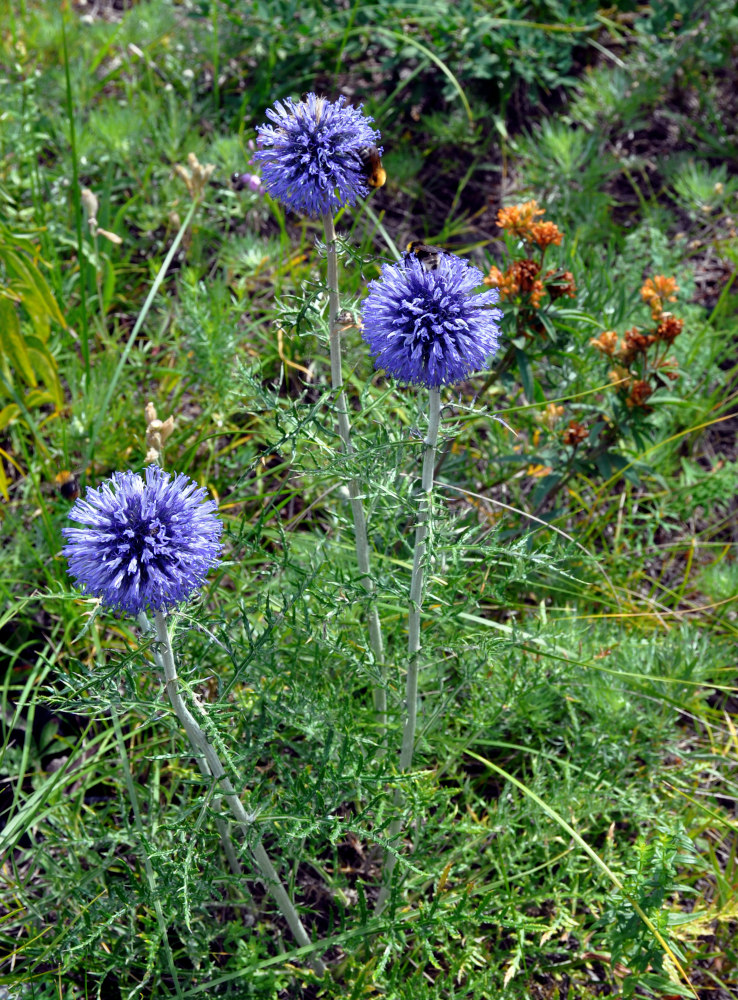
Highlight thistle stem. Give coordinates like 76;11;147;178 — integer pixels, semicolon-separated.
150;611;325;976
138;613;246;885
375;387;442;915
321;213;386;729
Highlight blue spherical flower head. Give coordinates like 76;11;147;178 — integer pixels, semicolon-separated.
253;93;380;218
62;465;223;617
361;254;503;388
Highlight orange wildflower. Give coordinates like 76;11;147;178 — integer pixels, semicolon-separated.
590;330;619;357
485;259;544;306
529;221;563;248
530;281;545;308
641;275;679;319
484;265;506;288
641;275;679;302
484;265;519;299
496;199;545;239
511;259;545;307
627;380;654;409
656;314;684;343
513;258;540;282
618;327;656;365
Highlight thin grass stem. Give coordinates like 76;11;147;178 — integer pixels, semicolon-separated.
61;12;89;384
85;198;199;468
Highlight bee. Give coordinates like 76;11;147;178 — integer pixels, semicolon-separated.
357;145;386;189
336;309;358;331
55;470;80;502
231;171;263;193
404;241;444;272
231;172;250;191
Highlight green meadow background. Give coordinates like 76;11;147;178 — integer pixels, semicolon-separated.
1;1;737;997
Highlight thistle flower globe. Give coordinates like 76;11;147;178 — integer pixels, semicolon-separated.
62;465;223;617
253;93;380;218
361;254;503;388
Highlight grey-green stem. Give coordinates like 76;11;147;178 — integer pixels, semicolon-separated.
151;610;325;976
375;387;442;915
321;213;386;728
138;613;246;883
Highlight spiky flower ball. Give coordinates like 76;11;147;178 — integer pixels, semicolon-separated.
253;93;380;218
361;254;503;388
62;465;223;617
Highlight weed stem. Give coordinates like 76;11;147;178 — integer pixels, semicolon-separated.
149;610;325;977
322;213;386;730
375;386;441;914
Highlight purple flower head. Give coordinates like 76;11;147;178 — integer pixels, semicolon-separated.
62;465;223;617
361;253;503;388
253;93;380;218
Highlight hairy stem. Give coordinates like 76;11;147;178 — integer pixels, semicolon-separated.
151;611;325;975
111;709;184;999
322;213;386;729
375;387;442;914
138;613;247;885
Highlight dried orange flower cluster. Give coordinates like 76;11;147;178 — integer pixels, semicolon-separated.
640;275;679;320
495;199;564;248
562;420;588;447
484;201;573;314
530;221;564;248
496;199;544;234
590;275;684;410
486;259;546;307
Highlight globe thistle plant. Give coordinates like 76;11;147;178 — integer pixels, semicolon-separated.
253;93;380;218
62;464;223;617
63;464;324;972
252;91;388;727
368;252;503;913
361;253;503;388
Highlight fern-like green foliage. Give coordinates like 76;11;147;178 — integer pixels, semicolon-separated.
678;458;738;518
598;823;700;999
